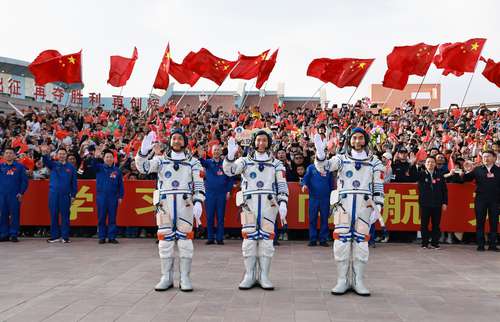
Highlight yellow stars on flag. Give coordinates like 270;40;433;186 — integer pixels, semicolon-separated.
471;42;479;51
58;59;66;68
416;47;431;57
214;59;231;71
68;56;76;64
359;62;366;69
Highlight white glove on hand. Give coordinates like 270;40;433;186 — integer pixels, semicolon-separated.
370;208;381;225
193;202;203;225
279;202;287;223
314;133;326;160
140;131;156;155
227;137;238;160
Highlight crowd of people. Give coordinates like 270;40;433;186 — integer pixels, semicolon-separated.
0;98;499;246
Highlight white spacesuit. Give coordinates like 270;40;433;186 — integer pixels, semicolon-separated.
223;129;288;290
314;128;384;296
135;129;205;292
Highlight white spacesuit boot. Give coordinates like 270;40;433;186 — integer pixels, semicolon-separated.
352;259;370;296
239;256;257;290
331;259;351;295
179;257;193;292
155;257;174;291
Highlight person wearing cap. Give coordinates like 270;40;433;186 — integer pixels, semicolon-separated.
314;127;385;296
0;147;29;242
461;150;500;251
391;146;416;182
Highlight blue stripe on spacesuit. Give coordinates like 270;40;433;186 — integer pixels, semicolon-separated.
173;195;177;231
257;194;262;229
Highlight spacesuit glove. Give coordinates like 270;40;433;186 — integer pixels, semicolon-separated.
227;137;238;160
370;208;381;225
140;131;156;155
279;202;287;223
313;133;326;160
193;202;203;225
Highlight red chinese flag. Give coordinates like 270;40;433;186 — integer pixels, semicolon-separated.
480;57;500;88
382;43;438;89
107;47;138;87
153;44;171;90
448;156;456;171
415;147;428;162
183;48;236;85
433;38;486;76
230;49;269;80
170;58;200;87
382;69;409;90
256;49;278;89
28;50;82;85
307;58;374;88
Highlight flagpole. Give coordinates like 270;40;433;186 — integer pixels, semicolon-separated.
381;89;394;108
413;74;427;103
300;82;326;109
119;85;124;96
175;87;190;108
257;82;268;107
240;80;256;109
458;43;486;110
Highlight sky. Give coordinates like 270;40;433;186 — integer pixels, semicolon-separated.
2;0;499;107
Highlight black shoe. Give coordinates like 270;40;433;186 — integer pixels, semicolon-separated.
488;246;500;252
10;236;19;242
430;244;441;250
47;238;61;243
216;240;224;245
0;236;9;242
421;245;428;249
308;241;317;247
108;239;119;244
98;239;106;244
477;245;485;252
206;240;215;245
319;241;330;247
273;240;280;246
62;238;71;243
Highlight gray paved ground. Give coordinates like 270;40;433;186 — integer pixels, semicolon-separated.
1;239;499;322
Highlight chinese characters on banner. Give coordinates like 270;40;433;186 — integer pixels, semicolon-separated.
20;181;494;233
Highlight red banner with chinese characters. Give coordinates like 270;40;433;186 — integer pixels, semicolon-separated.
20;181;492;232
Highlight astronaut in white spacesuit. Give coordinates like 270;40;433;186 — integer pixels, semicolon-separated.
314;128;385;296
135;129;205;292
223;129;288;290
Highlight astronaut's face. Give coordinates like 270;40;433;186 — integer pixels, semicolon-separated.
255;134;269;153
171;134;185;152
350;133;365;151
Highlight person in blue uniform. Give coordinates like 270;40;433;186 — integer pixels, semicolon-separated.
41;145;78;243
198;144;234;245
301;163;334;247
90;149;124;244
0;147;29;242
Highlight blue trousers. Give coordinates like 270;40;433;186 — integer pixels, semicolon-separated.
97;194;118;240
205;192;227;241
0;193;20;238
308;197;330;242
49;192;71;240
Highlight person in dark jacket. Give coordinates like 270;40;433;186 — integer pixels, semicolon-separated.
416;156;448;249
461;150;500;251
391;147;417;182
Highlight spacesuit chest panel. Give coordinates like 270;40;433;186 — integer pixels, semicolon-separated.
157;159;193;192
337;156;373;193
241;159;276;195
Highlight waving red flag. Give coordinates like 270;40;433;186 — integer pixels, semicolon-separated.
433;38;486;76
108;47;138;87
153;44;171;90
28;50;82;85
230;49;269;80
382;43;438;90
480;57;500;88
256;49;279;89
183;48;236;85
307;58;374;88
170;58;200;87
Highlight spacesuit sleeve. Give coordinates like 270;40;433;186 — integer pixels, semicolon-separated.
371;156;385;208
191;158;206;204
315;154;342;173
222;157;246;177
275;160;289;205
134;153;160;174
